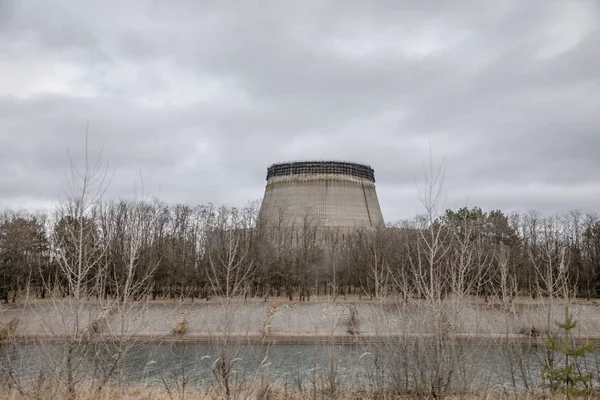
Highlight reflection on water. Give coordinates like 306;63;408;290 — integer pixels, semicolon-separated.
2;340;599;392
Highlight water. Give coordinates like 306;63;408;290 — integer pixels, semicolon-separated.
2;340;600;392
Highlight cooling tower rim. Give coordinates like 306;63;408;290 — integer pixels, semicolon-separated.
266;160;376;182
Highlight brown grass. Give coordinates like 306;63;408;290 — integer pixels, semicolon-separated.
0;384;598;400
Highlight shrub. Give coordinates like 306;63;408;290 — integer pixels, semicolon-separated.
89;315;109;335
518;326;543;337
346;306;359;337
0;319;18;343
172;316;189;336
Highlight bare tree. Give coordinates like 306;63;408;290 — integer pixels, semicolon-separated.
412;155;451;304
204;205;260;399
494;243;518;311
4;136;158;400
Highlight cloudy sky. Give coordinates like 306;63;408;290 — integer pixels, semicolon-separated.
1;0;599;222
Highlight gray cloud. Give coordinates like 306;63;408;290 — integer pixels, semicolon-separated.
1;0;599;221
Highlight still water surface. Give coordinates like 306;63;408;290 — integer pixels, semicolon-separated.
3;341;600;391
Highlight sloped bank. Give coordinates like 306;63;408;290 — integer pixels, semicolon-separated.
2;299;600;343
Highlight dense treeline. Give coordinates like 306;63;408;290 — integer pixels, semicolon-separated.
1;201;599;303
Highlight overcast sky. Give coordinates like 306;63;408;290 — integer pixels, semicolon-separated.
1;0;599;222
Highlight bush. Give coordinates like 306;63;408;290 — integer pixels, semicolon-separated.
346;306;359;337
89;315;109;335
172;316;188;336
0;319;18;343
518;326;543;337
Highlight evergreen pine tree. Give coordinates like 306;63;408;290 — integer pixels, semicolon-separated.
543;306;595;397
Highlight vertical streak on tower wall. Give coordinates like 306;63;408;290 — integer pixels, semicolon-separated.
258;161;384;229
360;182;373;227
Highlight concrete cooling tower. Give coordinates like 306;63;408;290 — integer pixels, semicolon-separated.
258;161;384;230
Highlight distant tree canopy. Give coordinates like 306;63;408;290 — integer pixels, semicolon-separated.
439;207;518;245
0;212;49;301
1;202;600;302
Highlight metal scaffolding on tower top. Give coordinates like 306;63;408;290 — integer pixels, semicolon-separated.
266;161;375;182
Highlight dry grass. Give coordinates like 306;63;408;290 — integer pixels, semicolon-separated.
1;384;598;400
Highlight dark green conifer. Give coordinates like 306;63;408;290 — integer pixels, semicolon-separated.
543;306;596;397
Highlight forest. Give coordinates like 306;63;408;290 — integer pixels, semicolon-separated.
1;200;599;304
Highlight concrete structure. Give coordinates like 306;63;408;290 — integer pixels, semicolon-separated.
258;161;384;229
